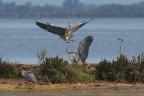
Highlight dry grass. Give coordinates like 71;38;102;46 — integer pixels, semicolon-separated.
0;78;144;91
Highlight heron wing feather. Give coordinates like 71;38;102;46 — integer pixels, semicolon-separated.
36;22;66;35
70;18;93;33
25;71;37;83
77;36;93;63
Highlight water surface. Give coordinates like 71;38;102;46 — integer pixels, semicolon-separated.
0;18;144;64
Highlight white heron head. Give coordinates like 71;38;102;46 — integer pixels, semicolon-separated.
21;70;26;77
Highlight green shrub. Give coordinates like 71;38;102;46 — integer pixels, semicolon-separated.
95;59;115;81
95;54;144;83
80;71;95;81
0;58;20;78
40;55;71;83
39;55;95;83
65;65;81;82
36;48;47;64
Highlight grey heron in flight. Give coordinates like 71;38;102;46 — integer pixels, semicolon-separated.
36;18;93;43
66;35;93;65
21;70;37;90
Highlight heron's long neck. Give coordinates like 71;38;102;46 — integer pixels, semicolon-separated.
68;22;71;30
66;49;69;53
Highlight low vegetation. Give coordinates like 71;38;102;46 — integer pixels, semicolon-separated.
39;55;94;83
36;49;94;83
95;54;144;83
0;58;20;78
1;51;144;84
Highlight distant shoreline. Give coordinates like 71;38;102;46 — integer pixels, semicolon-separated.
1;1;144;19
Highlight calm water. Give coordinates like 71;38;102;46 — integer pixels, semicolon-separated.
0;18;144;64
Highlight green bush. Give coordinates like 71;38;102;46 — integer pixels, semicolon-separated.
95;54;144;83
0;58;20;78
66;64;81;82
95;59;116;81
79;71;95;81
40;55;80;83
36;48;47;64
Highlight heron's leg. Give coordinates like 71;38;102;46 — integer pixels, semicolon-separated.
66;40;76;43
70;40;76;42
65;41;70;43
28;81;30;91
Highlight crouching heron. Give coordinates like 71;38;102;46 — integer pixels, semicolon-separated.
36;18;93;43
21;70;37;90
66;35;93;64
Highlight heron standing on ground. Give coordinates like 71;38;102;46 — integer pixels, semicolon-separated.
36;18;93;43
66;35;93;65
21;70;37;90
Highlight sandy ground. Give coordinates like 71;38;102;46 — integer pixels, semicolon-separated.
0;79;144;96
1;87;144;96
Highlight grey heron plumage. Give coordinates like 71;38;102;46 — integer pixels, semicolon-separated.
117;37;124;56
36;18;93;43
21;70;37;90
66;49;77;64
77;35;93;64
66;35;93;65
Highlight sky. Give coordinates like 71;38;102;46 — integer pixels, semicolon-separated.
1;0;144;6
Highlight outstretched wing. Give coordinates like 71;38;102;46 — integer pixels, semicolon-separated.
70;18;93;33
77;35;93;64
36;22;66;35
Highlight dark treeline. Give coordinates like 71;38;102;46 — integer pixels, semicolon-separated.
0;0;144;18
